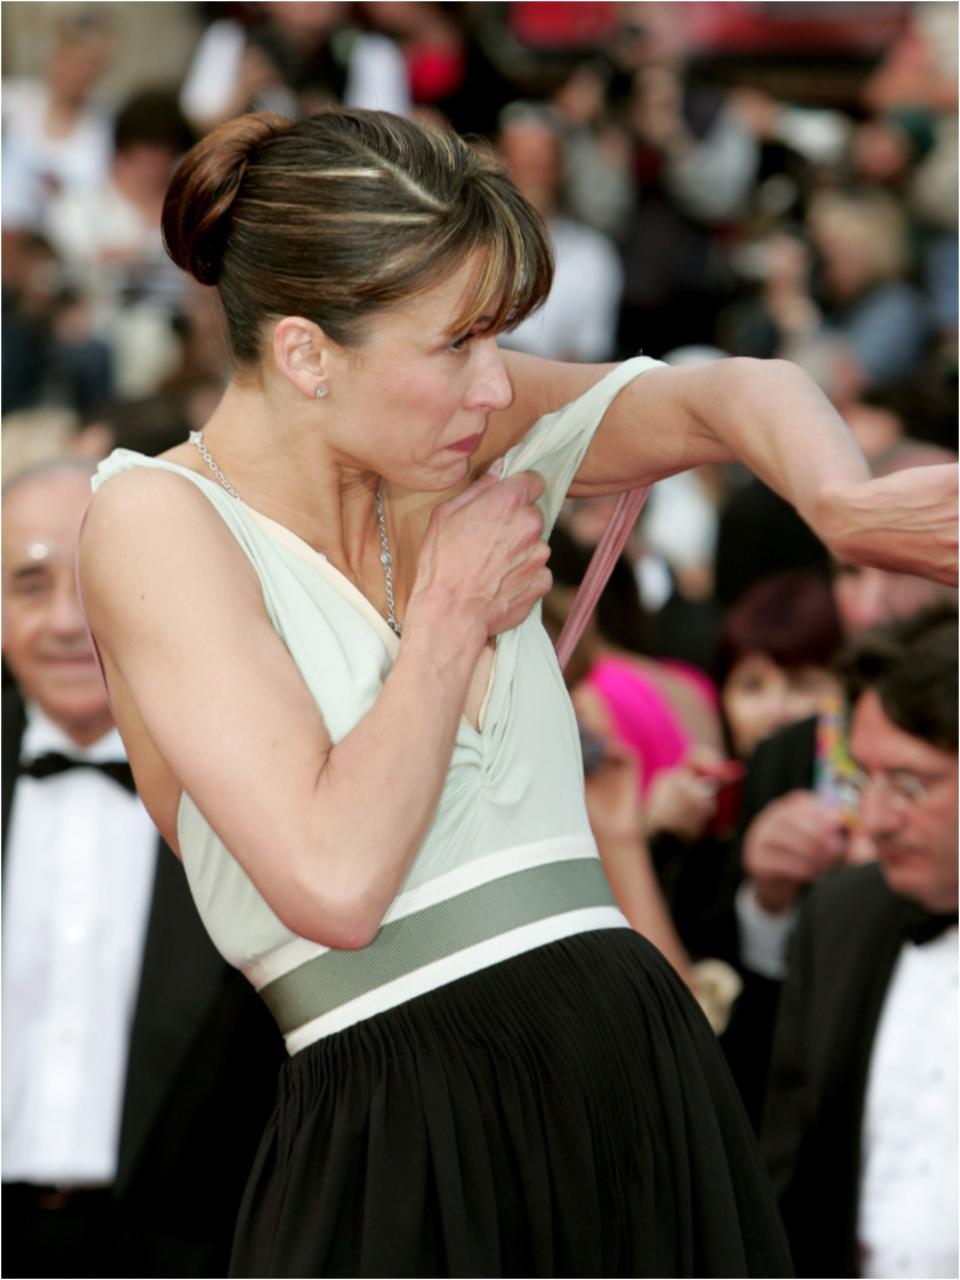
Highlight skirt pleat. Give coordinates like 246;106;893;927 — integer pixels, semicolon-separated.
231;929;792;1278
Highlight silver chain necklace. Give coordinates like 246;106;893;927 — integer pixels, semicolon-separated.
188;430;402;637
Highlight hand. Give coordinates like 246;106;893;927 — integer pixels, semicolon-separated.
409;467;551;644
743;790;848;914
645;754;719;843
817;465;959;586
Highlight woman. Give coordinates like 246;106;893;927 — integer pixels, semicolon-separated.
717;571;844;761
78;109;955;1277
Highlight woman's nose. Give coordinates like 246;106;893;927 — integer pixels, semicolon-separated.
468;340;513;412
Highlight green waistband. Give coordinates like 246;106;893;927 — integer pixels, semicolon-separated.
259;857;615;1034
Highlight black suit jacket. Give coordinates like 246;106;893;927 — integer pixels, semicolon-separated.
2;687;285;1278
760;862;914;1278
718;716;819;1127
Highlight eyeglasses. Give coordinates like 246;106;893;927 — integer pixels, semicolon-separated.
846;768;951;812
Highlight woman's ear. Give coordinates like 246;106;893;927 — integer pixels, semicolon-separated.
272;316;334;400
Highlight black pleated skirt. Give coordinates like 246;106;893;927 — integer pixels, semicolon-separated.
230;929;792;1278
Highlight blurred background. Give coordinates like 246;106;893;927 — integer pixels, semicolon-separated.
3;0;956;503
2;0;956;680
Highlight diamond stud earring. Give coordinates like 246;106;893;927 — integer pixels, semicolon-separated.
315;385;328;400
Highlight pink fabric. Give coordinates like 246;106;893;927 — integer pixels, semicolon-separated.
555;487;651;673
583;656;692;795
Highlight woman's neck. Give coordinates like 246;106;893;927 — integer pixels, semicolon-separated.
190;382;436;603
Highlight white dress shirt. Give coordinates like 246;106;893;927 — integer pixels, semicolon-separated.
735;879;799;980
2;706;157;1185
857;928;959;1279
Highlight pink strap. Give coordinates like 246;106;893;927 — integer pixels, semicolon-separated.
555;486;651;672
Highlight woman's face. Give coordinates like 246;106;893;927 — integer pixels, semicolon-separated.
722;653;842;758
323;255;514;492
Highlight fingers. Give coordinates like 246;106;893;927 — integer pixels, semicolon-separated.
438;465;502;516
746;790;848;884
419;467;550;638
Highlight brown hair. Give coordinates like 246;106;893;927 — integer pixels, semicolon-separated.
162;109;554;365
716;571;843;683
839;606;958;753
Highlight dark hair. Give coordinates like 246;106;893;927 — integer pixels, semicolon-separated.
161;109;553;365
548;523;651;655
839;606;958;752
114;88;195;156
716;571;843;683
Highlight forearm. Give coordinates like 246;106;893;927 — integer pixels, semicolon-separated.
599;833;693;982
294;604;485;946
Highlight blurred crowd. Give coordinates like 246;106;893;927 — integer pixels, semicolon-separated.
2;3;957;1278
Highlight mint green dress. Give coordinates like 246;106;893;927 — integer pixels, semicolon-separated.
92;358;791;1278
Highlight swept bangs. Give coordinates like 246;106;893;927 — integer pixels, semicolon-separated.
438;163;554;339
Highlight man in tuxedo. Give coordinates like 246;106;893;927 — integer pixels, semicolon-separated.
2;458;284;1278
761;608;957;1278
723;443;956;1122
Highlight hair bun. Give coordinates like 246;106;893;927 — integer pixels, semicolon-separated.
162;113;290;286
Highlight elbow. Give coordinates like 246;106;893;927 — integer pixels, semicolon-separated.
274;870;386;951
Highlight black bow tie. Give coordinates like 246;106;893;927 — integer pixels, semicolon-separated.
21;752;137;794
901;903;958;946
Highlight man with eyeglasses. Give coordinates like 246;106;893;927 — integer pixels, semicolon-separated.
723;442;956;1125
760;607;957;1279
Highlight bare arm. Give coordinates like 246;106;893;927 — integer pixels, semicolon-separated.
80;466;550;949
496;353;957;584
582;737;693;983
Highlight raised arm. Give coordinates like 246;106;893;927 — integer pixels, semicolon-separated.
497;352;957;585
79;465;550;950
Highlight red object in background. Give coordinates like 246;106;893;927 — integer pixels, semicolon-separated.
408;47;466;103
507;1;908;57
692;759;747;839
508;1;618;49
681;2;910;56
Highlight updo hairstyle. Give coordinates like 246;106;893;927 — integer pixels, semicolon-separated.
162;109;554;365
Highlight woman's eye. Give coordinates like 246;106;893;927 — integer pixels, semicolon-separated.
448;333;473;352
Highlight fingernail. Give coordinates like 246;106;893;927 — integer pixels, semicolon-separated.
487;457;505;479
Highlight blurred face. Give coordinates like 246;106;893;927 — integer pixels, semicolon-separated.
849;690;958;912
498;123;563;209
2;468;112;746
833;563;951;634
854;120;912;184
722;653;842;758
323;255;514;491
841;402;903;461
49;33;111;103
268;2;343;37
811;219;872;299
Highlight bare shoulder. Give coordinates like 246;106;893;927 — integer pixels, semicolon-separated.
79;465;262;641
476;353;617;468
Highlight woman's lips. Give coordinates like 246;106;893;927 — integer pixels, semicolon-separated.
447;434;483;454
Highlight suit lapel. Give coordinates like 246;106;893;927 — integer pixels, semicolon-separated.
114;840;228;1197
797;882;906;1276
